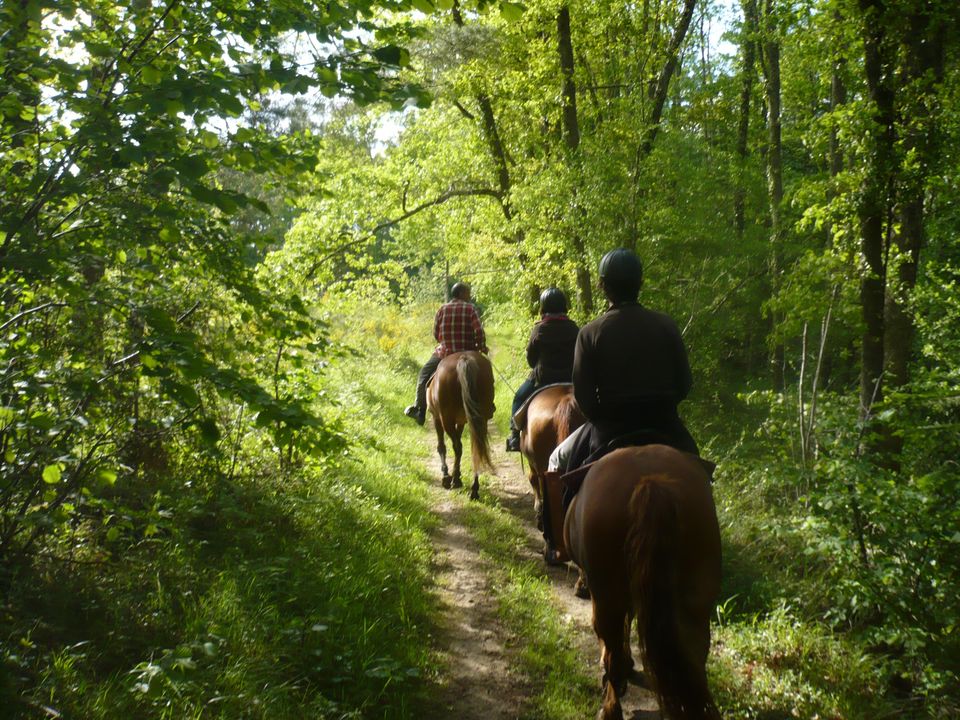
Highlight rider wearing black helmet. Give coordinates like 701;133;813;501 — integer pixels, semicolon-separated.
567;247;698;467
505;287;580;452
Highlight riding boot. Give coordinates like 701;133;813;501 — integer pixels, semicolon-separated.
505;424;521;452
541;470;569;565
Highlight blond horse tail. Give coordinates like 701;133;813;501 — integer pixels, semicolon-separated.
457;354;493;472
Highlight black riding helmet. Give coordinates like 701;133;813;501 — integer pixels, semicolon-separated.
539;287;568;315
598;248;643;302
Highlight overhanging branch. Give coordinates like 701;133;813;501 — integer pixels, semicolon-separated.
305;187;503;280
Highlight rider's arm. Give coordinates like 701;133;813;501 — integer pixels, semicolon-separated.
573;329;600;420
471;306;488;353
525;324;539;368
433;305;443;343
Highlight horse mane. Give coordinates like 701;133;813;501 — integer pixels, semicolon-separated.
456;354;493;472
626;478;720;720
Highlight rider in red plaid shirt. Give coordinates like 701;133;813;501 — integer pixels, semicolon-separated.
405;282;488;425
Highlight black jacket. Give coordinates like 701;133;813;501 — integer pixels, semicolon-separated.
573;302;691;425
526;314;579;385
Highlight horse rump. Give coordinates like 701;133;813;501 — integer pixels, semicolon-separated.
626;477;720;720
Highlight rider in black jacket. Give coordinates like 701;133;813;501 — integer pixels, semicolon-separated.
506;288;579;452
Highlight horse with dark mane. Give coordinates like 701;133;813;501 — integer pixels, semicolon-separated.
426;351;495;500
564;444;722;720
518;384;584;532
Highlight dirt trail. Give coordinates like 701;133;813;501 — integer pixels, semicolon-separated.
426;438;660;719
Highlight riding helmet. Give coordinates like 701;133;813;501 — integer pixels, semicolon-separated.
598;248;643;301
449;281;470;300
539;287;568;315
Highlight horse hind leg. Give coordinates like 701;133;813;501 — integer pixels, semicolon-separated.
450;429;463;490
435;418;451;489
469;471;480;501
593;596;631;719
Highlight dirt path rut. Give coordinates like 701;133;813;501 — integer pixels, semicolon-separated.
426;440;660;719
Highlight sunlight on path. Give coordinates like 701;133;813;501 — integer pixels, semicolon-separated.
425;495;524;719
420;426;661;720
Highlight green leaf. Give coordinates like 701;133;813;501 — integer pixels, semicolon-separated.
372;45;408;67
97;469;118;485
198;418;220;444
141;65;162;85
42;464;62;484
499;1;525;22
411;0;434;13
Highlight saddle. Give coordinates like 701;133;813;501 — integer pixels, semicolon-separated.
511;382;573;429
560;429;716;503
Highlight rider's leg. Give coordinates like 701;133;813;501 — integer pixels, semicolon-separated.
506;376;537;451
405;352;442;424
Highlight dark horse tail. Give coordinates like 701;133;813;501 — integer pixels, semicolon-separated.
626;480;720;720
554;393;583;444
456;354;493;472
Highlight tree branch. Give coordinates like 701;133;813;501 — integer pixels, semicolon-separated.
305;188;503;280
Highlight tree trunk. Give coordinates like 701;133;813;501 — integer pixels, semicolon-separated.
760;0;784;392
557;4;594;314
880;7;948;467
734;0;759;238
627;0;698;247
856;0;896;425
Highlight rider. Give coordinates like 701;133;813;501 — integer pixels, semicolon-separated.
566;247;698;470
404;281;488;426
505;288;579;452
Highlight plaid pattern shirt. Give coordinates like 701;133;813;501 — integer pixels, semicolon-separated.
434;300;487;357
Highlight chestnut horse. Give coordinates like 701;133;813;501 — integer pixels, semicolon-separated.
564;445;722;720
426;351;495;500
518;384;584;530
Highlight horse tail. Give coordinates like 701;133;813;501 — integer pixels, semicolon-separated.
457;354;493;472
626;479;719;720
554;394;583;444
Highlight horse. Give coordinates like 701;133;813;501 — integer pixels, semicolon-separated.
564;444;722;720
426;351;495;500
517;384;584;531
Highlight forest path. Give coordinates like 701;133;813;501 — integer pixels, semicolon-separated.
423;431;660;719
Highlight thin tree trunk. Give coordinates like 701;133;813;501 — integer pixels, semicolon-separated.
734;0;759;238
760;0;784;392
557;4;594;314
627;0;698;247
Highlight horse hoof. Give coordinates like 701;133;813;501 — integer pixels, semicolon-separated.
469;489;479;501
442;475;452;489
451;478;463;489
574;577;591;599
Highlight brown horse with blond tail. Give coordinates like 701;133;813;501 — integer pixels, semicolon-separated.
518;384;584;531
426;351;494;500
564;444;722;720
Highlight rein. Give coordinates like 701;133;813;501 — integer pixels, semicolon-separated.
488;357;518;395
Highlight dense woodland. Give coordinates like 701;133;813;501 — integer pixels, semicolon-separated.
1;0;959;717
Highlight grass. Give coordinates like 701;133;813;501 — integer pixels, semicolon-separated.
4;295;947;719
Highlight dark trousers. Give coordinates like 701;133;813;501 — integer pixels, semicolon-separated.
565;406;699;473
510;377;538;428
415;352;442;410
